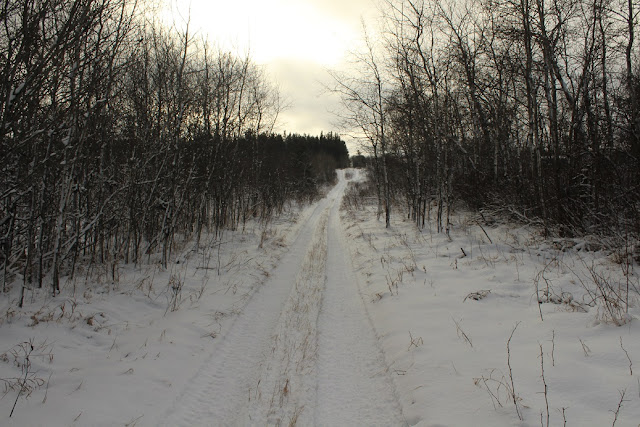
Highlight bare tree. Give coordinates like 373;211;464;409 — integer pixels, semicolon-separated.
331;22;392;228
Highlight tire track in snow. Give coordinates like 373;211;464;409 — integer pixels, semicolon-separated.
160;180;340;426
315;170;406;426
246;205;329;425
161;171;405;426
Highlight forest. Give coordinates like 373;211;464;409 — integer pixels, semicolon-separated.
1;1;640;424
1;0;639;300
336;0;640;248
0;0;348;300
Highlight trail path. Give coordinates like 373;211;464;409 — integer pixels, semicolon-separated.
161;170;405;426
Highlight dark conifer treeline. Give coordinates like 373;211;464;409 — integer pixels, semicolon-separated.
339;0;640;241
0;0;348;298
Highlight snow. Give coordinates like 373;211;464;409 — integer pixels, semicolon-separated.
315;175;404;426
1;169;639;426
8;83;25;107
341;182;640;426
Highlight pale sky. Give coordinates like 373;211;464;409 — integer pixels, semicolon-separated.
169;0;380;153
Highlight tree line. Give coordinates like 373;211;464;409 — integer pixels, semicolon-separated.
337;0;639;241
0;0;348;301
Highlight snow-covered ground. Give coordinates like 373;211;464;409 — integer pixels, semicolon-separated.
0;188;309;426
341;175;640;426
1;169;639;426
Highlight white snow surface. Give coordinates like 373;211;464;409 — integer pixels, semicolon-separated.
1;168;639;426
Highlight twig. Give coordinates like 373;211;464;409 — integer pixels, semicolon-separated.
407;331;424;351
579;338;591;357
10;342;33;417
452;317;473;347
463;290;490;302
125;415;144;427
68;380;83;395
507;322;522;420
42;372;53;404
551;330;555;367
534;270;544;321
539;343;549;427
610;388;626;427
476;219;493;244
619;337;632;375
473;373;503;410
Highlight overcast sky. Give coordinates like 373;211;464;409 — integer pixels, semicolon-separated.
170;0;380;153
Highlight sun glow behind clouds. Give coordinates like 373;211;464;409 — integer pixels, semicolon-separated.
170;0;359;66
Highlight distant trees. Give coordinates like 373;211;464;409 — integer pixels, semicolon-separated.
338;0;640;239
0;0;349;301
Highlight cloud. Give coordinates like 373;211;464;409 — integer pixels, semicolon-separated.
307;0;380;25
173;0;375;153
266;58;362;154
268;59;341;134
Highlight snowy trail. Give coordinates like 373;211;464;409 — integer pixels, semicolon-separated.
161;170;405;426
315;174;406;426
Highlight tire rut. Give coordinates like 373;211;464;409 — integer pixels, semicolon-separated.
161;171;404;426
161;182;339;427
